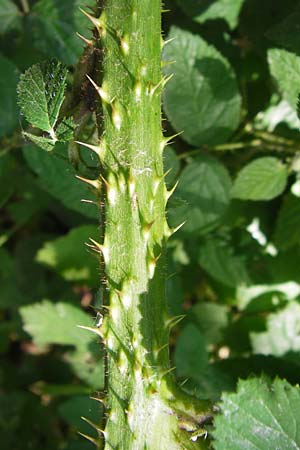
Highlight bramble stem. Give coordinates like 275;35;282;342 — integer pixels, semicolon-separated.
86;1;211;449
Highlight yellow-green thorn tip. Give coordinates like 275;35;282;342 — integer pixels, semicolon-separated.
78;431;100;447
86;74;111;103
165;221;186;238
160;367;176;378
75;140;105;159
166;314;186;329
161;37;176;48
160;131;184;152
153;343;169;359
86;238;109;262
134;80;142;102
142;221;154;242
76;32;93;46
90;395;106;405
147;253;161;279
80;8;105;35
111;102;122;130
161;60;176;68
77;325;103;338
171;221;186;235
100;175;118;205
120;34;130;55
80;199;97;205
76;175;101;190
81;416;105;435
149;74;173;97
165;179;179;201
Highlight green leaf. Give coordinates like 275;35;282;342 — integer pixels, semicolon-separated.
175;324;209;378
254;97;299;132
23;144;98;219
213;377;300;450
31;0;94;65
232;157;288;201
20;300;93;349
0;0;21;34
55;117;74;141
274;194;300;250
251;301;300;356
67;344;104;389
0;154;15;207
0;392;58;450
237;281;300;311
168;155;232;234
266;8;300;55
0;248;24;308
23;132;58;152
198;237;251;287
24;117;74;151
163;27;241;146
36;225;99;286
17;59;68;135
163;146;180;188
177;0;244;29
190;302;228;345
268;48;300;111
239;0;296;53
14;234;70;303
58;396;101;433
0;54;19;137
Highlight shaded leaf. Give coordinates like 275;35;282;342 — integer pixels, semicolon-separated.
58;396;101;434
23;144;98;219
190;302;228;345
14;234;71;302
0;0;21;34
0;154;15;207
168;155;232;234
198;237;251;287
164;146;180;188
163;27;241;146
274;194;300;250
0;53;19;137
31;0;94;65
0;248;24;308
175;324;209;378
177;0;244;29
67;344;103;389
36;225;99;286
266;8;300;55
0;391;58;450
239;0;296;53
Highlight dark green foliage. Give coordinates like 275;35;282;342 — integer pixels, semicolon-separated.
163;27;241;146
2;0;300;448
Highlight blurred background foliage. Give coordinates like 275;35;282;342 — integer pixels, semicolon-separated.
2;0;300;448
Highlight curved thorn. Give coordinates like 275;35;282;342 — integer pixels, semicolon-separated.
76;175;101;190
76;32;93;46
77;325;103;338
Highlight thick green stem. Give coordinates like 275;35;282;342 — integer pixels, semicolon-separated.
86;1;211;448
